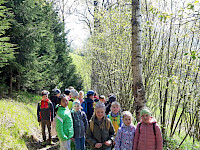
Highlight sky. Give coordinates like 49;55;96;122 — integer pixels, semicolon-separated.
65;14;90;49
63;0;91;49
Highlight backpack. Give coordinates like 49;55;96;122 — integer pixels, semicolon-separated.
81;100;88;114
139;122;156;136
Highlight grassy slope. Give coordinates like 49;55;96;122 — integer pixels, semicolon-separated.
69;52;91;91
0;92;40;149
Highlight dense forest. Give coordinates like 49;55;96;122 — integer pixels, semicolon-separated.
0;0;200;149
0;0;83;97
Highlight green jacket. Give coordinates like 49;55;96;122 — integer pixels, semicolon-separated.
56;106;74;141
86;116;115;150
68;98;75;110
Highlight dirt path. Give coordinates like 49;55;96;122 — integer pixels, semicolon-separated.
25;126;60;150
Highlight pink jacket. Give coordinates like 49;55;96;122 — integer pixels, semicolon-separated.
133;117;163;150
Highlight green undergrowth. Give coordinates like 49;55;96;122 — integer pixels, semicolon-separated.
164;133;200;150
69;52;91;91
13;91;41;104
0;99;39;149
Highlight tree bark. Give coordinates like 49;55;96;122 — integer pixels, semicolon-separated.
132;0;146;122
9;66;13;97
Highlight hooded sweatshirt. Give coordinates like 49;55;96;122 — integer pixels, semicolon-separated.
133;117;163;150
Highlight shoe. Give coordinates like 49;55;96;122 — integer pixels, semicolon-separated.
47;139;55;145
41;141;46;146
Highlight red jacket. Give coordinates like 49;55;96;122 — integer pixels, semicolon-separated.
37;99;54;122
133;117;163;150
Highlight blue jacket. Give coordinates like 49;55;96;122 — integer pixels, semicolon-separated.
84;98;94;121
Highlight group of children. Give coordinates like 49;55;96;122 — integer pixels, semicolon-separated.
37;89;163;150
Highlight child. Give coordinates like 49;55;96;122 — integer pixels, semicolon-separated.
50;89;61;116
99;95;106;104
56;95;74;150
71;100;88;150
78;91;84;104
81;90;95;121
114;111;136;150
105;95;116;115
64;89;71;100
133;108;163;150
37;90;54;146
68;89;78;109
107;101;122;134
86;102;115;150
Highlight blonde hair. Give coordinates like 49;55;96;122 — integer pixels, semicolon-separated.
90;102;110;132
73;99;81;106
111;101;120;107
78;91;84;98
122;111;133;119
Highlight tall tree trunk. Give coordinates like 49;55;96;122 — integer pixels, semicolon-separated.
91;0;99;91
132;0;146;122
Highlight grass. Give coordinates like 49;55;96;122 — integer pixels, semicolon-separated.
69;52;91;91
0;93;40;149
164;133;200;150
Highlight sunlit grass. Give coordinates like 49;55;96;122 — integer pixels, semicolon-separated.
0;100;39;149
69;52;91;91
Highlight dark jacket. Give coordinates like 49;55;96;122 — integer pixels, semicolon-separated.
86;116;115;150
85;97;94;121
50;95;59;108
105;103;111;115
37;99;54;122
71;110;88;138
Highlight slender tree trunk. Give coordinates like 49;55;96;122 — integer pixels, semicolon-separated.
91;0;99;91
132;0;146;122
9;66;13;97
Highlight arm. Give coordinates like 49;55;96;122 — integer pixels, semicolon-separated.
108;120;115;142
83;112;88;131
114;128;122;150
155;125;163;150
56;114;69;141
37;103;41;122
133;123;140;150
86;122;98;149
50;102;54;121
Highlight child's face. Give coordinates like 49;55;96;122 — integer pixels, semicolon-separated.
61;98;68;108
89;95;94;100
79;92;83;97
141;114;150;123
111;105;120;114
95;108;105;120
42;95;48;101
123;115;132;126
56;93;61;97
73;103;80;112
99;98;106;103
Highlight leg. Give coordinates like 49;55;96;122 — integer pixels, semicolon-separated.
46;120;51;144
41;120;46;141
74;138;81;150
60;140;71;150
80;136;85;150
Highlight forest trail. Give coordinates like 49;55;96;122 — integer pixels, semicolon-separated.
25;126;59;150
